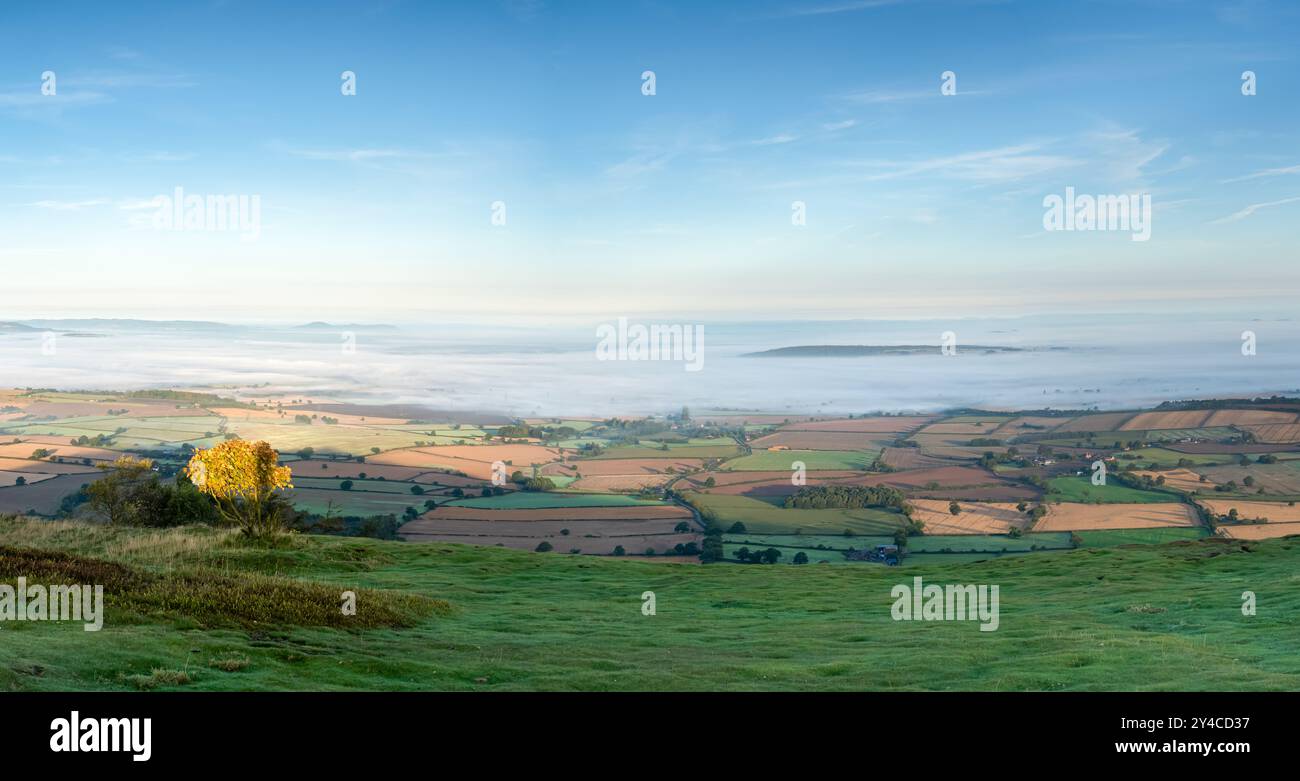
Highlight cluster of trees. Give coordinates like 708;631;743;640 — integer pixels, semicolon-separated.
784;484;908;511
289;506;404;539
509;471;556;492
977;449;1024;469
496;423;579;441
84;456;219;528
701;529;724;562
1015;501;1048;523
1113;471;1168;491
70;433;117;447
733;546;782;564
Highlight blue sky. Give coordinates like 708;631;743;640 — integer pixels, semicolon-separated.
1;0;1297;322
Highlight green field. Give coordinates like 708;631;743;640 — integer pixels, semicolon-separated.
293;477;432;495
724;533;894;551
446;492;665;509
1118;448;1239;467
1046;476;1177;503
724;449;877;471
1073;527;1211;547
725;529;1181;555
287;489;427;516
590;438;742;460
721;543;859;564
685;492;906;535
906;532;1074;552
899;551;1061;567
3;516;1297;691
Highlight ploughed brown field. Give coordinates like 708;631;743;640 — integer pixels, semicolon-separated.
399;516;687;537
400;502;699;555
1198;499;1300;523
414;505;693;522
0;457;100;474
1199;464;1300;495
1163;442;1298;454
1204;409;1298;426
0;443;123;462
907;499;1030;534
0;471;57;487
285;458;488;487
877;447;958;469
1132;468;1208;492
915;420;1005;436
1033;502;1200;531
0;473;100;514
989;416;1069;436
683;470;859;489
1119;410;1213;430
290;459;429;481
909;484;1042;502
543;458;704;476
856;465;1005;489
1052;412;1135;432
1218;522;1300;540
368;444;563;479
685;465;1034;502
1242;424;1300;444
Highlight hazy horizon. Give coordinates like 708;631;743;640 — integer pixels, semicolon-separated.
4;311;1298;418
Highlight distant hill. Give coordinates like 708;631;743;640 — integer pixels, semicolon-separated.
743;344;1029;357
17;319;230;332
0;322;41;334
295;322;397;331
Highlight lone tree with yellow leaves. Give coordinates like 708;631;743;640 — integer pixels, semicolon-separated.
185;440;293;538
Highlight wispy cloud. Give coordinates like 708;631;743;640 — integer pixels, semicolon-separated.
853;143;1080;183
285;147;433;163
120;151;195;163
65;71;197;89
1222;164;1300;184
0;91;110;110
1082;126;1168;183
753;133;798;146
773;0;904;18
1208;195;1300;225
25;199;111;211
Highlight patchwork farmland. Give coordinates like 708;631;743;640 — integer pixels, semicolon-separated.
5;389;1300;563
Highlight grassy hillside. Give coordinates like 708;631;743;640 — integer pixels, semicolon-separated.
1;516;1298;691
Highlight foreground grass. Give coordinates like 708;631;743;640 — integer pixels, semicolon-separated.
1;517;1297;691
